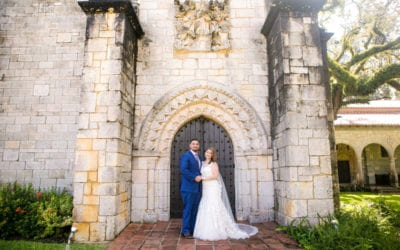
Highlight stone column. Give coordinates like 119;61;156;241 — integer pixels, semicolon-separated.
247;154;274;223
144;156;158;223
262;0;334;225
73;0;143;242
248;157;259;212
131;151;161;223
390;157;399;187
356;152;365;186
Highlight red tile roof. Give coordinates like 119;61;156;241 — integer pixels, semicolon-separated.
335;100;400;126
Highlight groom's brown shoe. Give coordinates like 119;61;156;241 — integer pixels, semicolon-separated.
181;233;194;239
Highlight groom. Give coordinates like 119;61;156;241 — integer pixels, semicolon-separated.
180;138;202;238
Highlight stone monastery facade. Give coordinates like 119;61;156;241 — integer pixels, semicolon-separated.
0;0;336;241
335;101;400;188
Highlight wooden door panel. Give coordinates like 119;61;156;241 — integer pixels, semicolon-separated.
170;117;235;218
338;160;351;183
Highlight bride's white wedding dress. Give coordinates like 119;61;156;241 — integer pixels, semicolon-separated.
193;162;258;241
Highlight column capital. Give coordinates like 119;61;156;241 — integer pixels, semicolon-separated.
77;0;144;38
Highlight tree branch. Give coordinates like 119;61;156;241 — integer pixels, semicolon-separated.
328;57;358;94
354;33;373;74
342;97;370;106
345;36;400;68
321;0;341;12
357;63;400;95
335;28;360;63
373;24;387;44
331;84;343;119
386;79;400;91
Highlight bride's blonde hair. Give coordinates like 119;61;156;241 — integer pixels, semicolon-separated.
206;147;218;162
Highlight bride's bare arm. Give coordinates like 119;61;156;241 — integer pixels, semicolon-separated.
202;162;219;180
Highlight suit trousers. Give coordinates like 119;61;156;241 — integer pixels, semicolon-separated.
181;191;201;235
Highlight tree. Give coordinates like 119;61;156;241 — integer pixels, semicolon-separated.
320;0;400;117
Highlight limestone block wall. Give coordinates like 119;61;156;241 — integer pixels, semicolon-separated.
335;126;400;186
0;0;338;240
134;0;271;136
0;0;86;190
72;1;143;241
335;126;400;159
132;0;274;223
262;0;334;225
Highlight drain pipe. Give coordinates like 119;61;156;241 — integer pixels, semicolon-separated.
65;227;78;250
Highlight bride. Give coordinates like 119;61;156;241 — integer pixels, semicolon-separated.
193;147;258;241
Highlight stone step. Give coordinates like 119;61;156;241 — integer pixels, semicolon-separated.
371;186;400;194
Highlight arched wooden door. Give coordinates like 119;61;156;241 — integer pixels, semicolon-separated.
170;116;235;218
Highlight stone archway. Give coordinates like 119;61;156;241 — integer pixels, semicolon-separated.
336;143;357;185
362;143;391;185
170;116;235;218
135;81;270;153
131;82;274;223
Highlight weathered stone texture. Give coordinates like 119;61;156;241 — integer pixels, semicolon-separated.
0;0;336;242
129;0;274;225
70;1;142;240
0;0;86;191
134;0;270;141
262;0;334;225
335;126;400;186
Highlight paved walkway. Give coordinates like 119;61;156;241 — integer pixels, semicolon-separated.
107;219;302;250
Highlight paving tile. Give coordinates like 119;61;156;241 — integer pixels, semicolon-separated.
232;246;247;250
106;219;302;249
196;246;214;250
160;246;177;250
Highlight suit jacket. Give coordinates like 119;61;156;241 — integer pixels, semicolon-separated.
180;150;202;193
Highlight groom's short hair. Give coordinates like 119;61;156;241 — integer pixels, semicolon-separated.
190;138;200;144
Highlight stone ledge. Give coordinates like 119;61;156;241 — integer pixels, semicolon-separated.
272;0;326;12
77;0;144;38
262;0;326;36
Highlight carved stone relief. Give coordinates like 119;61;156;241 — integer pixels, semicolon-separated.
136;82;268;153
174;0;231;51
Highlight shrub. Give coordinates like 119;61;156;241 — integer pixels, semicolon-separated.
278;202;400;250
372;196;400;230
0;182;73;241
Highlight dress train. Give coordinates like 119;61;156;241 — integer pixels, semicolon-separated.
193;162;258;240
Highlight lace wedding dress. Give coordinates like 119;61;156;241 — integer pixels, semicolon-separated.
193;162;258;241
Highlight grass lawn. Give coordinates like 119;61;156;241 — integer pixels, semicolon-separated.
0;240;108;250
340;192;400;209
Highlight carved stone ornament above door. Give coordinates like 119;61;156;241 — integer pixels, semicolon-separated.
174;0;231;52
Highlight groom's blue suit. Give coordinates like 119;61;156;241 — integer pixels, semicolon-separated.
180;150;202;236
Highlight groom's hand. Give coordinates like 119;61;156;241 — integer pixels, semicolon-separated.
195;176;202;182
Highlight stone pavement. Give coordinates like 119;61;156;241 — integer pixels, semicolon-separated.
106;219;302;249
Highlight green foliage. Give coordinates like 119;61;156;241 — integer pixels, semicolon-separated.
373;197;400;227
347;194;400;229
0;240;107;250
328;57;357;90
320;0;400;115
280;194;400;250
340;192;400;211
357;63;400;95
277;217;314;246
0;182;73;242
344;37;400;68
